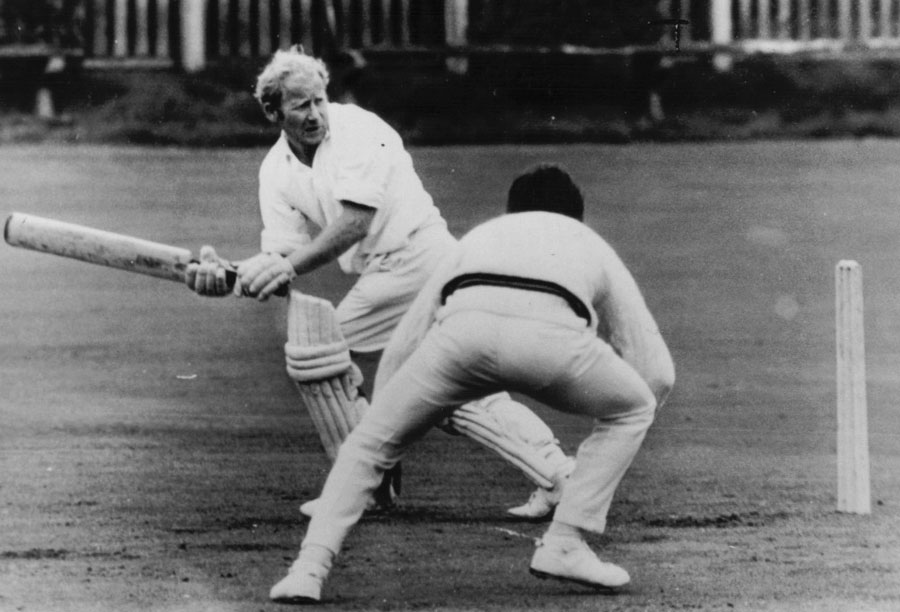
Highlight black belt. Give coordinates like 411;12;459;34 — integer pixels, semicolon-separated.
440;272;592;326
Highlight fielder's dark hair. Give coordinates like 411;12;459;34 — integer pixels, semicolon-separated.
506;164;584;221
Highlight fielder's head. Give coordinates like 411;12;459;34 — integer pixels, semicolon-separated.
255;46;331;150
507;164;584;221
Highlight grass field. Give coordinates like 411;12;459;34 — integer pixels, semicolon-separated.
1;141;899;611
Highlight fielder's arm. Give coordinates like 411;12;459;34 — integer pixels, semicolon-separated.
599;261;675;406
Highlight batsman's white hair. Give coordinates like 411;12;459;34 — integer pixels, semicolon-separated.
254;45;330;113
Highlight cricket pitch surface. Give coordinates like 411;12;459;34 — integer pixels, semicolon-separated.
2;142;899;611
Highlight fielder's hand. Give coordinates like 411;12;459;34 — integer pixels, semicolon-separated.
235;252;297;301
185;245;231;296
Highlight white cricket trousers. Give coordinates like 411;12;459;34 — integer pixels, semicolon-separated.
336;221;457;353
301;288;659;556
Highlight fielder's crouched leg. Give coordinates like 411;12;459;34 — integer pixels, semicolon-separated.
285;291;398;517
271;421;403;603
447;394;575;520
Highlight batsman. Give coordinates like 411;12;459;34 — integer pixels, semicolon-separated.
185;47;573;518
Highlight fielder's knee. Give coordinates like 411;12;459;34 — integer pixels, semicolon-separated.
617;392;658;431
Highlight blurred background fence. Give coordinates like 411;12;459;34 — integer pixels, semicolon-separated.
4;0;900;73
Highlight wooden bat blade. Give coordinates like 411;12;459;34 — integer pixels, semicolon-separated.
4;212;193;283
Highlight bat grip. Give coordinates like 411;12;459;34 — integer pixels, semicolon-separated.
220;263;289;298
224;266;239;289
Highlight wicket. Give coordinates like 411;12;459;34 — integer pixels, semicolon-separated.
834;260;871;514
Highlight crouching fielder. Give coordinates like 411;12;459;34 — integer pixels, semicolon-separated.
284;290;575;517
269;164;675;603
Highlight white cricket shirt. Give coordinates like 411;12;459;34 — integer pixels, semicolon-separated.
452;211;671;395
451;212;615;327
257;103;443;274
380;211;672;399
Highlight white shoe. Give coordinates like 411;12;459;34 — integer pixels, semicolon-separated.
269;559;328;603
507;458;574;520
301;465;400;518
529;536;630;590
299;492;397;519
506;486;558;520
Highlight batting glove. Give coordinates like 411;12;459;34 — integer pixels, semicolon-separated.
236;252;297;301
185;245;231;297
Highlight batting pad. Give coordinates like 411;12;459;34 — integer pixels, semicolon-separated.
449;394;572;490
285;290;368;462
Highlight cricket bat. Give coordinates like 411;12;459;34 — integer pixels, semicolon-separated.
4;211;238;287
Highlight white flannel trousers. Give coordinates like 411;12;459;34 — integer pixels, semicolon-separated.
302;288;658;555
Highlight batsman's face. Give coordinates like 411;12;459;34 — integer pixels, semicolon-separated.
278;73;330;150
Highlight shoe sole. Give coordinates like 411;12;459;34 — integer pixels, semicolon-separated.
271;595;320;605
529;567;624;592
300;502;396;520
506;510;554;522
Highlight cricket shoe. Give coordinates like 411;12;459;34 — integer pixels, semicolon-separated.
506;486;559;520
529;536;630;591
299;494;396;518
269;559;328;604
507;458;574;520
301;464;400;518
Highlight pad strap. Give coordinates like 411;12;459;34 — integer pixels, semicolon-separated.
285;341;352;382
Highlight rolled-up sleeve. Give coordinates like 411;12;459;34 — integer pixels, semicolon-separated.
331;138;390;210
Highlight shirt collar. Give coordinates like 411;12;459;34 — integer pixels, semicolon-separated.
279;130;330;166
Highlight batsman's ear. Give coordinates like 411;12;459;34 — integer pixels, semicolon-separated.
262;102;283;123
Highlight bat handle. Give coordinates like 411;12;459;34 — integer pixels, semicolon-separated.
223;266;239;290
220;263;289;298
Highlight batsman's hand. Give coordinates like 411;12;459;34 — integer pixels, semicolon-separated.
185;245;232;296
235;252;297;301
